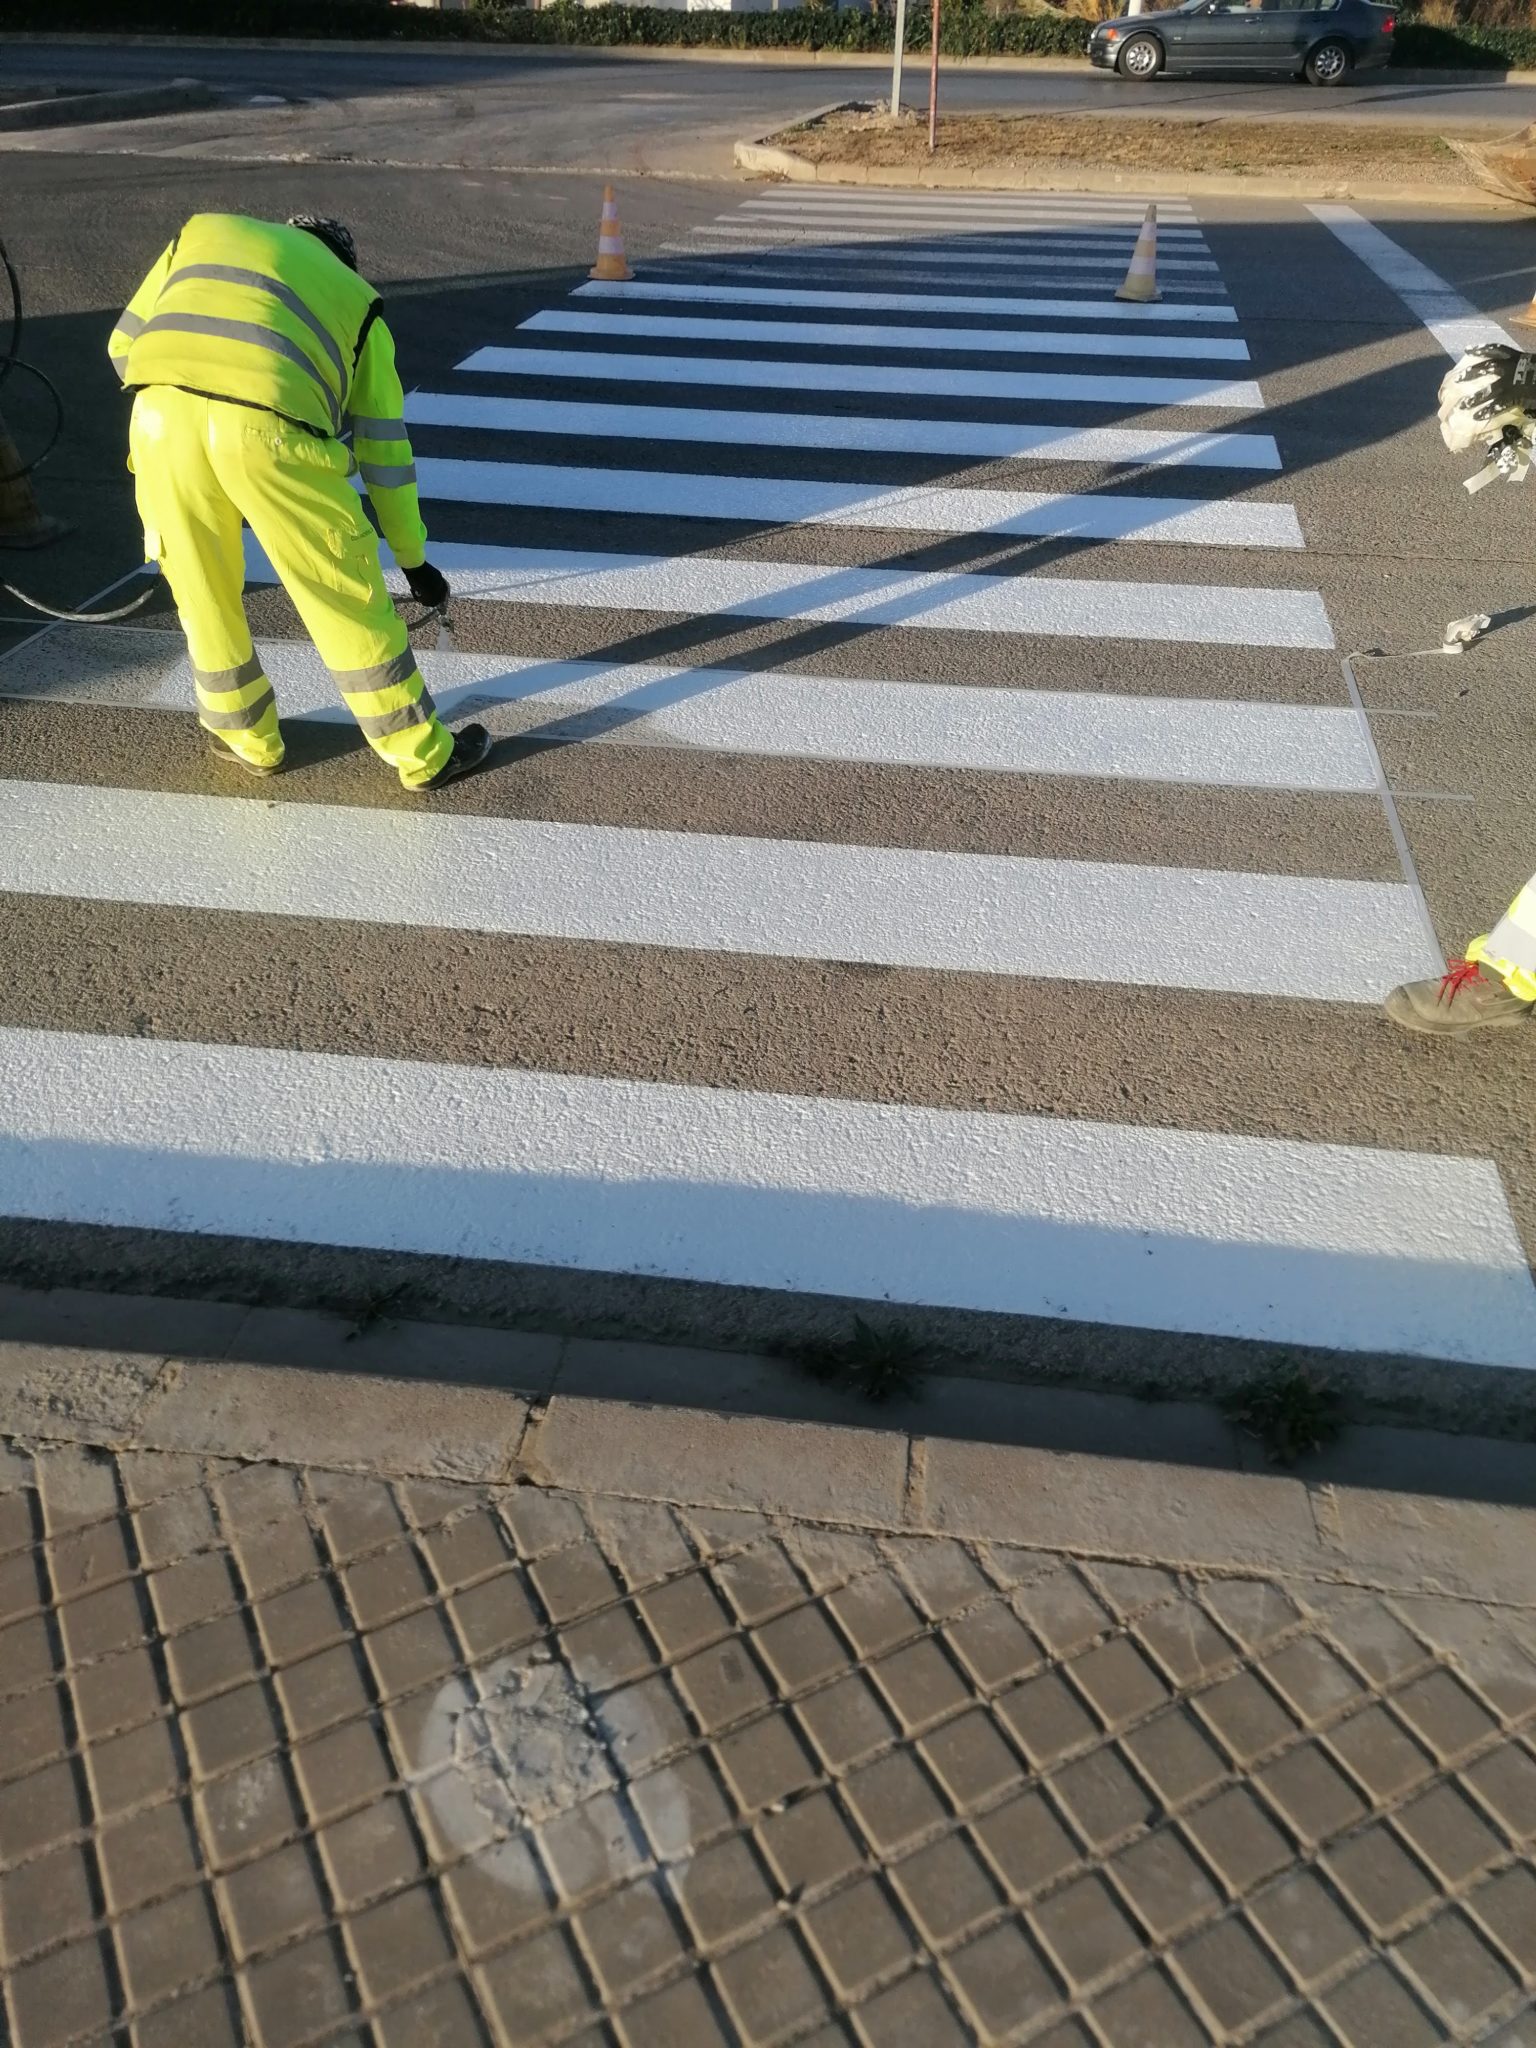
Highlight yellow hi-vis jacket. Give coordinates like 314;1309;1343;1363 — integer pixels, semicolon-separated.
108;213;427;570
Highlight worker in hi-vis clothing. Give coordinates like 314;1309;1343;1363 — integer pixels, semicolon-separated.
108;213;489;791
1384;341;1536;1036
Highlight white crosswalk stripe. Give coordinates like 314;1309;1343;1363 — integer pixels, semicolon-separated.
4;185;1533;1369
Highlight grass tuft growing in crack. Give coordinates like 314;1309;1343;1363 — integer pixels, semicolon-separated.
1223;1364;1345;1466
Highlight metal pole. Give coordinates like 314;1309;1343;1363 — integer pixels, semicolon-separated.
889;0;908;118
927;0;939;153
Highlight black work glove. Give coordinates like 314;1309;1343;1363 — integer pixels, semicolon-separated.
404;561;450;610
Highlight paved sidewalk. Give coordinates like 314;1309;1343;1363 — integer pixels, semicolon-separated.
1;1302;1535;2046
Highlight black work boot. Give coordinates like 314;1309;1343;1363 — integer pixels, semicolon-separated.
412;723;491;793
204;730;282;778
1384;960;1535;1037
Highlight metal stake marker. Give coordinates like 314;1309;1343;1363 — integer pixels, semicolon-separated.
890;0;908;119
928;0;940;154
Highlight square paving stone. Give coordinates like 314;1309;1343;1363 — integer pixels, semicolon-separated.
0;1549;43;1629
1324;1703;1436;1805
1393;1783;1504;1887
372;1973;487;2048
421;1509;515;1592
149;1553;240;1636
854;1969;971;2048
50;1517;134;1605
630;1753;733;1865
1122;1709;1227;1813
1259;1638;1365;1725
1313;1595;1431;1688
181;1681;280;1783
362;1608;459;1701
1467;1863;1536;1981
588;1499;694;1596
253;1576;349;1669
1068;1639;1169;1732
348;1882;455;2004
1465;1741;1536;1844
712;1923;831;2045
0;1756;83;1864
562;1604;660;1695
242;1929;356;2048
1133;1601;1237;1689
890;1832;1002;1947
133;1487;218;1571
440;1835;553;1957
795;1675;895;1774
196;1753;304;1873
540;1788;649;1901
637;1572;733;1661
343;1542;435;1632
1248;1868;1368;1989
531;1543;622;1627
6;1934;114;2048
99;1798;200;1914
292;1715;394;1826
86;1713;181;1817
0;1682;69;1785
1391;1670;1501;1765
309;1470;406;1561
477;1924;597;2045
1396;1907;1519;2028
1048;1746;1155;1852
449;1568;542;1661
920;1709;1026;1816
73;1648;164;1743
1010;1565;1111;1661
670;1835;778;1949
164;1612;259;1706
0;1841;94;1964
1093;1965;1208;2048
596;1673;692;1777
60;1577;150;1665
133;1981;245;2048
1202;1581;1300;1654
501;1487;588;1560
1193;1672;1300;1767
579;1875;686;1997
0;1614;55;1699
888;1538;991;1624
1324;1824;1441;1939
115;1883;222;2011
997;1672;1098;1770
1256;1740;1367;1848
218;1842;329;1961
715;1712;817;1814
715;1544;806;1627
825;1573;923;1660
973;1790;1080;1902
1321;1960;1447;2048
616;1973;731;2048
753;1603;853;1698
802;1877;913;2001
758;1790;862;1900
1110;1826;1222;1942
842;1748;947;1858
1182;1786;1294;1898
867;1638;970;1738
1174;1915;1291;2035
274;1643;373;1739
675;1637;770;1734
945;1920;1063;2041
1032;1872;1143;1992
318;1792;425;1907
942;1603;1043;1694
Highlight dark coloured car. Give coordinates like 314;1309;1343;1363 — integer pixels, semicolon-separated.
1089;0;1395;85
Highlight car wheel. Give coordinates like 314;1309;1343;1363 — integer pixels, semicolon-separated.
1305;38;1353;83
1117;33;1165;79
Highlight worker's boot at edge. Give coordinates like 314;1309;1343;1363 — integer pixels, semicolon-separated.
1384;958;1535;1037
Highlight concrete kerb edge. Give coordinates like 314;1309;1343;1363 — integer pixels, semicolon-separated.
2;1296;1533;1601
0;78;215;132
735;128;1514;206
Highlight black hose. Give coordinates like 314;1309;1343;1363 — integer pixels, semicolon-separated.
0;229;157;623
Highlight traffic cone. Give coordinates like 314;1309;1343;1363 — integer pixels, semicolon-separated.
1115;205;1161;305
0;404;69;549
588;185;634;283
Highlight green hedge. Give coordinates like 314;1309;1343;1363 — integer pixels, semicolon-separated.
12;0;1536;70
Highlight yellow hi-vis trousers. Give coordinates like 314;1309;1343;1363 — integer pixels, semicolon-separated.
1469;875;1536;1003
129;387;452;786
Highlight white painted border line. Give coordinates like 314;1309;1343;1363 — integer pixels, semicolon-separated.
576;278;1241;326
405;391;1281;472
670;237;1219;274
457;348;1264;412
1;629;1372;791
4;1027;1531;1368
652;258;1227;300
736;207;1206;239
741;189;1199;212
246;537;1333;649
523;309;1249;365
0;780;1435;1004
715;222;1213;255
1307;206;1513;360
410;457;1303;551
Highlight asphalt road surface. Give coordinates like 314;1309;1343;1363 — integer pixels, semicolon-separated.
3;37;1536;188
3;149;1536;1415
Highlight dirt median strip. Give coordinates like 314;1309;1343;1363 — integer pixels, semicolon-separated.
765;102;1499;199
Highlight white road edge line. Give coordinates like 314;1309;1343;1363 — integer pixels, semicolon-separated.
574;278;1241;325
1306;205;1514;359
5;1026;1533;1367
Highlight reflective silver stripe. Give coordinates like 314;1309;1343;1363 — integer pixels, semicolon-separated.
333;649;422;696
350;415;410;442
352;690;439;740
198;687;276;732
133;313;341;432
194;654;267;694
110;353;129;383
114;310;146;338
167;263;348;396
358;460;418;491
1487;905;1536;974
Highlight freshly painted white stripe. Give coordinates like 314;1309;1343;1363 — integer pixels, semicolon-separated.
655;257;1227;299
0;779;1434;1002
744;188;1198;210
5;1027;1532;1368
1308;206;1513;360
404;390;1282;471
522;309;1249;365
246;537;1334;649
669;236;1219;273
457;347;1264;412
576;278;1241;325
736;205;1206;238
1;628;1371;790
706;224;1215;259
410;456;1304;551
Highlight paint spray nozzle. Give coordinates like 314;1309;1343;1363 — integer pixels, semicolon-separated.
1441;613;1491;654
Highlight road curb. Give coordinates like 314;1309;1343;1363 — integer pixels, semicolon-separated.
2;1284;1533;1599
735;129;1512;206
0;77;214;131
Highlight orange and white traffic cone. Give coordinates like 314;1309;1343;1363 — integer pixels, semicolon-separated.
589;185;634;283
1115;204;1161;305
